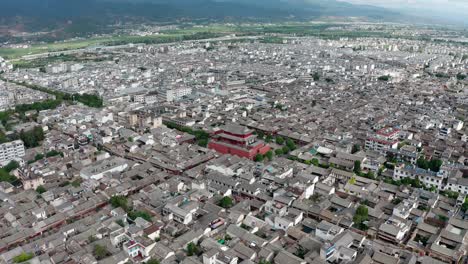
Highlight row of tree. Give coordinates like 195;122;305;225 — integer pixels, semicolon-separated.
164;121;210;147
19;126;45;148
416;157;443;172
0;77;103;108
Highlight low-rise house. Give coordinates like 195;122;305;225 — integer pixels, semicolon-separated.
378;216;412;244
80;157;129;180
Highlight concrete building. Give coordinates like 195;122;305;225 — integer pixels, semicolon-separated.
0;140;25;166
80;157;129;180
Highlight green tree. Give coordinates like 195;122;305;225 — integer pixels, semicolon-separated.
32;126;45;141
12;252;34;263
187;242;200;256
93;245;109;260
353;161;362;175
461;199;468;212
72;93;103;108
36;185;46;194
109;195;129;211
19;126;44;148
265;135;273;143
416;157;430;170
275;136;285;145
438;214;448;222
257;131;265;139
128;210;152;222
286;139;296;150
351;144;360;154
218;196;233;209
34;153;45;161
378;75;390;81
311;158;319;166
197;138;208;147
265;150;274;161
312;72;320;81
3;161;19;172
46;150;62;157
365;171;375;180
282;146;290;154
429;159;443;172
146;259;160;264
254;154;264;162
440;190;459;199
275;149;283;156
417;157;442;172
0;130;8;143
71;179;82;187
0;169;18;184
353;205;369;230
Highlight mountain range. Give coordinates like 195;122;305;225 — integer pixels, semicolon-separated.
0;0;400;38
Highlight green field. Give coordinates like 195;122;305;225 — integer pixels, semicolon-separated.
0;23;253;60
0;22;417;60
0;31;225;59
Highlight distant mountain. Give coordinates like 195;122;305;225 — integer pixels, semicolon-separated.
0;0;399;38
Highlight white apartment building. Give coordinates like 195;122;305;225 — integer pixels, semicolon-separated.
166;87;192;102
0;140;25;166
393;164;446;190
446;178;468;195
0;93;10;110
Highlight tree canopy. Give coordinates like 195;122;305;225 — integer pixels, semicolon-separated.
36;185;46;194
93;245;110;260
353;205;369;230
109;195;129;211
12;252;34;263
187;242;200;256
218;196;233;209
417;157;443;172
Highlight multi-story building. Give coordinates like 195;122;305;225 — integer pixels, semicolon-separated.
393;164;446;190
365;127;400;154
0;92;9;110
378;216;412;243
0;140;25;166
165;87;192;102
15;168;44;190
208;125;271;160
446;177;468;195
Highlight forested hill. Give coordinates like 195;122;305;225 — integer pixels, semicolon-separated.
0;0;399;36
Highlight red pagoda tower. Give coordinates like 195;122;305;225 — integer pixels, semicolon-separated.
208;124;271;160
